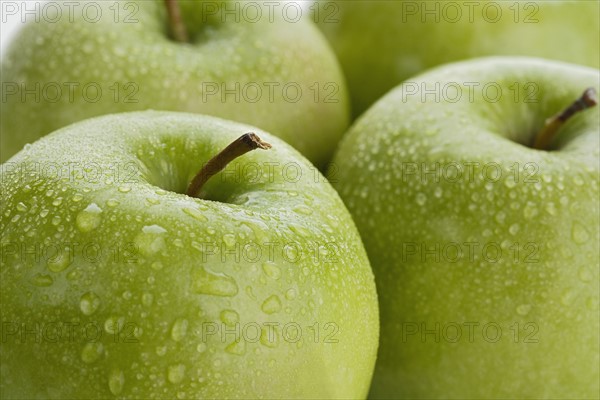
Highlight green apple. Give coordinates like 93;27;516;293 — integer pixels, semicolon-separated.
0;0;349;167
328;57;599;397
314;0;600;116
0;111;378;398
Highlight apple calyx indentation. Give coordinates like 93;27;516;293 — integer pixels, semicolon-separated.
164;0;188;43
533;87;598;151
186;133;272;199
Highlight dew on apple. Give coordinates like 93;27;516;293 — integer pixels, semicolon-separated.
147;197;160;205
222;234;236;248
508;223;520;236
104;316;125;334
225;339;247;356
523;202;539;220
260;326;279;348
141;292;154;307
171;318;189;342
285;288;297;300
16;202;27;212
561;289;576;306
261;262;281;280
516;304;531;316
81;342;104;364
292;205;313;216
191;266;239;297
196;343;207;354
544;202;558;216
156;346;168;357
108;369;125;395
47;249;72;273
220;309;239;326
571;222;590;244
261;294;282;314
32;273;53;287
75;203;103;233
135;225;167;257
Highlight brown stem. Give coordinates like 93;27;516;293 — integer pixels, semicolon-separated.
164;0;188;43
186;133;272;198
533;87;598;150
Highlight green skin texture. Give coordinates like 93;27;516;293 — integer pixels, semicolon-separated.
316;0;600;116
0;0;349;167
0;112;378;398
329;57;600;398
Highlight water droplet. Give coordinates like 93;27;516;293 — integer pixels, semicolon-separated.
262;263;281;280
118;185;131;193
544;202;557;216
106;199;119;208
183;207;208;222
44;252;69;275
108;369;125;395
135;225;167;257
156;346;167;356
104;316;125;334
81;342;103;364
523;203;538;220
285;288;297;300
171;318;188;342
289;224;311;238
220;309;239;326
504;177;517;189
168;364;186;384
571;222;589;244
40;209;49;218
516;304;531;316
72;194;84;202
32;274;53;287
151;261;163;270
260;325;279;347
508;223;520;236
494;211;506;224
76;203;103;232
191;267;238;297
16;202;27;212
261;295;282;314
141;292;154;307
561;289;575;305
433;187;443;198
196;343;207;353
293;205;313;215
222;234;236;248
80;292;101;315
225;339;246;355
415;193;426;206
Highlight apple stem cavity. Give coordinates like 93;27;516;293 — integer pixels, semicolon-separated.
186;133;272;198
164;0;189;43
533;87;598;150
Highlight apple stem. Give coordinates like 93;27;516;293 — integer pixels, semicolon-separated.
533;87;598;150
186;133;272;198
164;0;189;43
